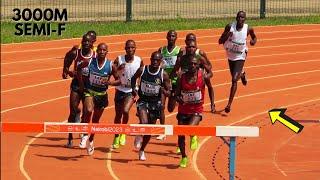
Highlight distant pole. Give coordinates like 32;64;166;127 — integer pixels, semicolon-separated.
126;0;133;22
260;0;266;18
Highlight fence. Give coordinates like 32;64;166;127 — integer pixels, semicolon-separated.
1;0;319;22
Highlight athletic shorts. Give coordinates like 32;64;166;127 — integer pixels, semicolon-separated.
228;60;245;76
84;89;108;109
176;113;202;125
70;78;85;98
114;90;132;105
136;99;162;122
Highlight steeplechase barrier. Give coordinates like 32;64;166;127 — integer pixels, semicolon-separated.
1;122;259;180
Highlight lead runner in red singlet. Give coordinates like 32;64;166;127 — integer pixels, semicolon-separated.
175;55;210;168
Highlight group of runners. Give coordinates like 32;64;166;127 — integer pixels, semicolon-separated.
61;11;257;168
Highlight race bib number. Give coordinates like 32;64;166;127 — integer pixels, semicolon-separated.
181;90;201;103
89;74;108;86
82;67;89;76
141;81;160;96
163;56;177;68
120;75;131;88
227;40;245;54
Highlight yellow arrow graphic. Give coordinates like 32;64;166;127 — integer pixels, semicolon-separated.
269;108;304;133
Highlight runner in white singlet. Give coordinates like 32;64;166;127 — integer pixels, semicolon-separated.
218;11;257;113
112;40;143;149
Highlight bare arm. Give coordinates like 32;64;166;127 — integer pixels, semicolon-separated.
218;24;232;44
62;46;78;79
162;71;171;97
131;66;144;97
158;47;166;68
199;50;212;69
248;27;257;46
139;59;144;68
108;62;121;86
199;55;213;79
175;76;183;104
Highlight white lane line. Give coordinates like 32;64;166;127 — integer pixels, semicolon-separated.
1;57;62;65
107;84;320;180
2;69;319;113
1;96;69;114
1;79;71;93
3;48;320;67
2;42;319;78
273;135;296;176
193;98;320;179
2;24;319;46
2;34;320;54
14;73;320;179
1;67;61;77
2;57;319;93
19;105;115;180
215;59;320;73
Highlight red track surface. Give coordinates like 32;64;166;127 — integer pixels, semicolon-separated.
1;24;320;180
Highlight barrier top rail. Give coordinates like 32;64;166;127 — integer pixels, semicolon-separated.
0;122;259;137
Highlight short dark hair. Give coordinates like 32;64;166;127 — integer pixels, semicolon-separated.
237;10;246;17
151;51;163;60
86;30;97;40
125;39;136;46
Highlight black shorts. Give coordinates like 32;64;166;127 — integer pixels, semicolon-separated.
176;113;202;125
70;78;84;98
94;94;108;109
114;90;132;105
228;60;245;77
136;99;162;122
84;90;108;109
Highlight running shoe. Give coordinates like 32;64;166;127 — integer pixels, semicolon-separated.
79;135;88;149
112;136;120;149
190;136;198;150
156;134;166;140
139;151;146;161
179;157;188;168
87;141;94;155
176;147;181;154
241;71;247;86
210;104;216;113
134;135;143;150
224;105;231;113
119;134;126;146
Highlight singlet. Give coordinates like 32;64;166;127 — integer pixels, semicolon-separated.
86;57;112;93
115;55;142;93
74;49;95;79
138;65;163;102
161;46;181;74
178;69;205;114
223;22;248;61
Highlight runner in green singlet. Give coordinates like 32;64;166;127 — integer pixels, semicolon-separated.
157;30;183;140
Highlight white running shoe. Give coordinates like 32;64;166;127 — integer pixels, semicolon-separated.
79;135;88;149
139;151;146;161
134;135;143;150
87;141;94;155
156;134;166;140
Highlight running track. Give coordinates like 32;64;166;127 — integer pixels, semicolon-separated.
1;24;320;180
